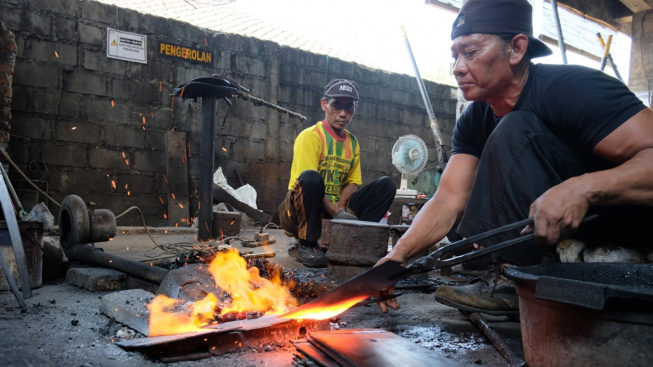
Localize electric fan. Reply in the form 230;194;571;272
391;134;428;198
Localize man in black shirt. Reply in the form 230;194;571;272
376;0;653;315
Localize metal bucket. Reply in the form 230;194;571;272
505;263;653;367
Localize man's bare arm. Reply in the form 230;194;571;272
384;153;479;263
527;108;653;244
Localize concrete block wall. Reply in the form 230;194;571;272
1;0;457;226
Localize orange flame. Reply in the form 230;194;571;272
147;249;297;336
281;296;368;320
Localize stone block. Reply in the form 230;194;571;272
66;69;107;96
34;0;78;16
28;39;77;66
234;55;266;77
25;10;52;37
78;22;103;45
66;267;128;292
14;62;60;88
111;78;156;104
31;89;63;115
54;17;78;42
83;50;126;74
42;143;87;168
55;119;101;144
81;0;117;24
102;123;146;149
81;95;130;123
99;288;154;336
133;149;166;173
88;147;130;170
115;174;155;195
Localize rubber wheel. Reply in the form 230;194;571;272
59;195;90;253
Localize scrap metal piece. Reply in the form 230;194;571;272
117;316;329;362
304;329;458;367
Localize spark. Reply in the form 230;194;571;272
158;196;164;204
142;116;146;124
111;180;117;189
204;37;208;46
171;193;176;199
221;147;227;152
122;152;126;158
54;51;59;58
159;81;162;92
127;191;131;196
178;203;184;209
164;214;168;219
125;159;130;165
111;99;115;107
72;126;77;130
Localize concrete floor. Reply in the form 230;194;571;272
0;223;525;366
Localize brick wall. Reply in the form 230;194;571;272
0;0;457;226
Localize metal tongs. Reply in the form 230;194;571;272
281;215;598;317
405;214;599;276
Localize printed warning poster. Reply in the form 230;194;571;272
107;28;147;64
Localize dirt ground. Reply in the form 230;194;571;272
0;226;524;367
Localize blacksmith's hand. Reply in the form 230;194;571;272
520;181;590;245
334;210;358;221
373;253;403;313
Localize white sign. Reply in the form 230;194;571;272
106;28;147;64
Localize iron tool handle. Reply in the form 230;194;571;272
406;214;598;274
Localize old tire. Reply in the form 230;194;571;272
59;195;90;254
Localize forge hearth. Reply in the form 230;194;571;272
117;315;330;362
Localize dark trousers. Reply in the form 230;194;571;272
457;111;653;266
279;170;396;242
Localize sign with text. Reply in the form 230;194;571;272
107;28;147;64
158;41;213;66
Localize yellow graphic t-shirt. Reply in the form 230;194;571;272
288;120;362;203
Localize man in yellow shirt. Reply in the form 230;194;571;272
279;79;396;267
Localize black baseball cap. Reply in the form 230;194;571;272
451;0;553;59
323;79;360;100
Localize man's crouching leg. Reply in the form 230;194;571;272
278;170;328;267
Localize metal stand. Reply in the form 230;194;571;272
198;97;217;241
0;172;31;305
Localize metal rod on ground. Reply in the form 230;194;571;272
600;34;613;71
401;25;446;172
596;33;623;81
551;0;567;64
198;96;217;241
68;244;170;284
469;312;525;367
